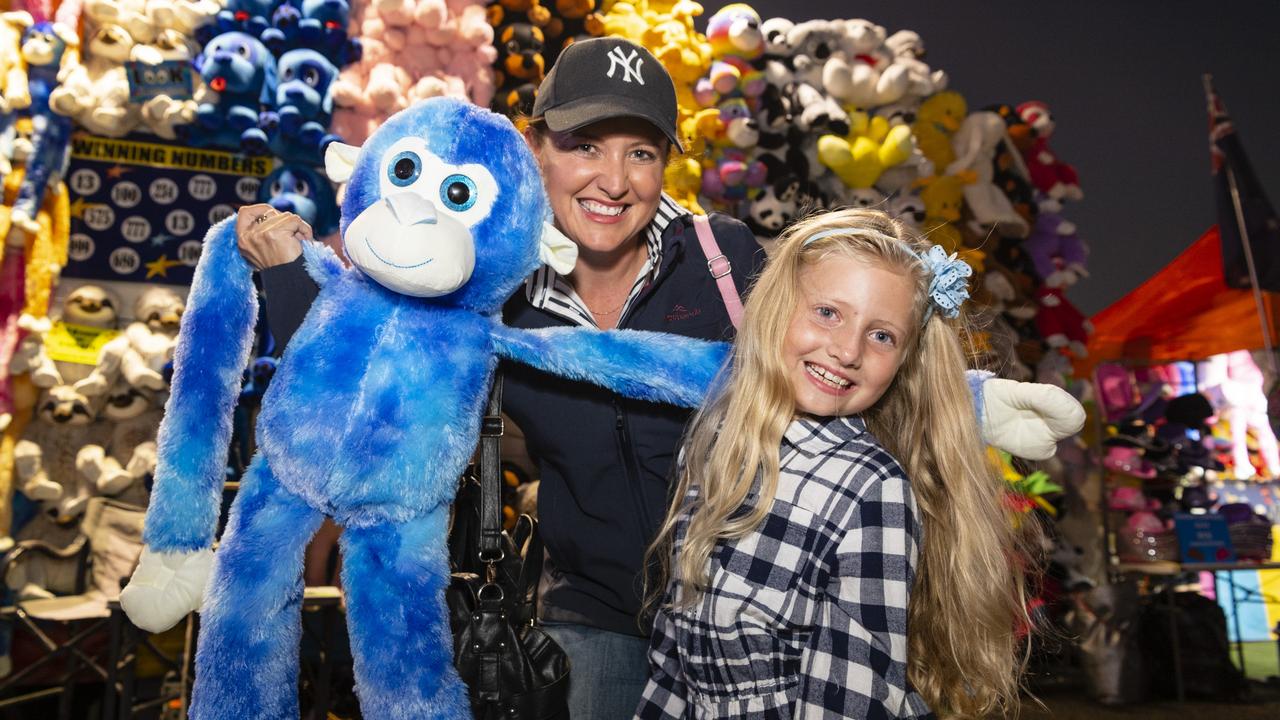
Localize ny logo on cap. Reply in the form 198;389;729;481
605;46;644;85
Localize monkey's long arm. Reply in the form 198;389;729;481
490;324;729;408
143;218;258;552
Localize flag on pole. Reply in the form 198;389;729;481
1205;74;1280;290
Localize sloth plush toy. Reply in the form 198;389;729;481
119;98;728;719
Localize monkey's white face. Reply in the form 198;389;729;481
343;138;499;297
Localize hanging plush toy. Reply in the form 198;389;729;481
118;98;730;719
10;21;77;234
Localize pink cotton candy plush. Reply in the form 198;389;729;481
332;0;494;145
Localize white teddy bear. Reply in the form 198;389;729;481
76;381;161;508
50;23;141;138
946;110;1031;238
77;286;184;396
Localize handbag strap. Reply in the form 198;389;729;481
691;215;743;329
478;374;505;564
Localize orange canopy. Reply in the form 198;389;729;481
1076;226;1280;374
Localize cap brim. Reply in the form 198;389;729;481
543;95;684;153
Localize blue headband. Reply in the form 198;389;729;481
800;229;972;324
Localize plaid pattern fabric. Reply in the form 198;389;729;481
636;415;934;719
523;194;687;327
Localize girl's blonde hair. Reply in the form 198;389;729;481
646;208;1040;718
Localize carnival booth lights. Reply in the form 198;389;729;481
0;0;1105;716
1079;225;1280;694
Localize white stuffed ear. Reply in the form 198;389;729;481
540;222;577;275
324;142;360;183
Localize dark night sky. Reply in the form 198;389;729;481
701;1;1280;316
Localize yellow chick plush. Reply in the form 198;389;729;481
913;90;967;171
914;171;985;270
817;110;915;189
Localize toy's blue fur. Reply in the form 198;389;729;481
145;98;726;718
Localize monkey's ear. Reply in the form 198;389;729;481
540;222;577;274
325;142;360;183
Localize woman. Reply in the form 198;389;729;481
237;38;764;719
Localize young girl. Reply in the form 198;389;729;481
636;208;1039;719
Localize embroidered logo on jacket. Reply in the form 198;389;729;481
666;304;702;322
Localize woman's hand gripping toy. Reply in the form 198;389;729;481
119;98;728;719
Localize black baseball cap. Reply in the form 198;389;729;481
532;37;683;151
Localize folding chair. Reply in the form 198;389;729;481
0;497;191;719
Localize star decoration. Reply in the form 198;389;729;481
150;233;175;247
145;254;183;279
105;165;134;179
68;197;95;219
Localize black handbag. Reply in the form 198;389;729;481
448;375;571;720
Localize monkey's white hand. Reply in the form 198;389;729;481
120;547;214;633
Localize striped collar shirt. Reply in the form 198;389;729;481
523;193;689;328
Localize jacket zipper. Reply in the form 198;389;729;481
615;399;655;546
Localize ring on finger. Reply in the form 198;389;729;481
254;212;274;225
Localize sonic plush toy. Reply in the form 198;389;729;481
118;98;728;719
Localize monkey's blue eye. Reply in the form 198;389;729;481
440;174;476;211
388;151;420;186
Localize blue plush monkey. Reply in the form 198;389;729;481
119;98;728;719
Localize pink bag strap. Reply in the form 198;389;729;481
691;215;744;329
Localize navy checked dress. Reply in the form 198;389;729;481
635;416;935;719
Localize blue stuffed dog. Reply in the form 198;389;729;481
263;0;361;66
261;48;340;164
119;97;728;719
190;31;277;153
256;164;339;236
198;0;277;45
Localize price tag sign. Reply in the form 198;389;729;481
44;322;121;365
125;60;194;102
1174;513;1236;563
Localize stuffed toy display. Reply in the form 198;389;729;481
262;48;342;163
76;381;160;508
263;0;362;66
49;22;139;138
9;383;111;599
1017;100;1083;202
187;31;278;152
1023;200;1089;286
1201;350;1280;479
119;98;730;719
946;108;1031;238
77;287;184;396
331;0;495;145
9;21;76;235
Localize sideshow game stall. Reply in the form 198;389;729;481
0;0;1269;717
